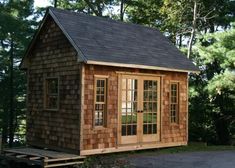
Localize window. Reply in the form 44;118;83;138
45;78;59;110
94;77;107;127
170;82;179;123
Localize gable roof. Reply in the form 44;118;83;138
21;7;199;73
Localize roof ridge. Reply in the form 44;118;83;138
48;7;162;34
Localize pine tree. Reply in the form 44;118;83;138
0;0;36;147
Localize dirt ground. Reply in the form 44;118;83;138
127;150;235;168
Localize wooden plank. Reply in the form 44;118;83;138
3;147;85;168
87;60;200;73
137;76;143;144
116;71;165;77
16;155;27;158
4;149;42;157
117;74;121;146
81;141;187;155
186;76;189;142
5;153;16;156
79;63;85;151
45;156;85;163
4;148;78;158
44;161;83;168
29;156;42;160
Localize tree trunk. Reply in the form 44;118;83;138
187;0;197;58
9;38;14;148
215;116;230;145
1;40;8;147
2;107;8;146
54;0;57;8
120;0;124;21
179;34;182;48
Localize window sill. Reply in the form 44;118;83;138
93;126;107;130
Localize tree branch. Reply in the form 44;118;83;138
84;0;102;16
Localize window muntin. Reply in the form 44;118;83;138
94;78;107;126
170;82;179;123
45;78;59;110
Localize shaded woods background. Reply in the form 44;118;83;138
0;0;234;147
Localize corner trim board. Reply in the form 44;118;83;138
79;63;85;152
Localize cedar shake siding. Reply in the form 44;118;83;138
20;7;198;155
82;64;188;151
26;16;81;153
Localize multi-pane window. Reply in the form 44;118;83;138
170;82;179;123
94;78;107;126
45;78;59;110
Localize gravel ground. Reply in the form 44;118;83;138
127;150;235;168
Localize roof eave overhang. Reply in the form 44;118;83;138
86;60;200;73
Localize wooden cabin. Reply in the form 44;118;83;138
20;7;199;156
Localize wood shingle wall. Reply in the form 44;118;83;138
26;16;81;153
82;65;188;152
26;15;188;155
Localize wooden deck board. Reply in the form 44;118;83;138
2;147;85;168
4;147;79;158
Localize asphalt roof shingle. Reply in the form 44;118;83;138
49;7;198;72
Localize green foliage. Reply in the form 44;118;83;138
126;0;163;27
189;25;235;144
160;0;192;35
0;0;37;146
50;0;117;17
156;0;234;45
207;70;235;95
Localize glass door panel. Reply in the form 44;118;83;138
120;78;138;144
142;79;159;142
